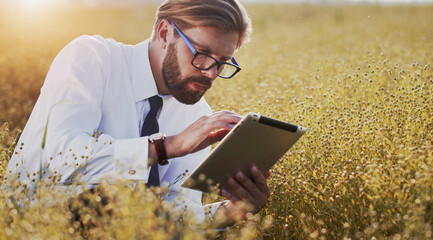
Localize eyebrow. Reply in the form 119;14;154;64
187;36;232;62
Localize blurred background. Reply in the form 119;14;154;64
2;0;433;5
1;0;432;238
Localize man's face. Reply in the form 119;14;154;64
161;42;211;104
161;26;239;105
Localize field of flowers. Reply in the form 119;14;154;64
1;3;432;239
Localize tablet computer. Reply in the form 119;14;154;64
181;112;306;193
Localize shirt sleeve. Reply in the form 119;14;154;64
33;35;149;185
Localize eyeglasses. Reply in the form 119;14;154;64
170;21;241;79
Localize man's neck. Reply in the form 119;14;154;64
148;40;170;95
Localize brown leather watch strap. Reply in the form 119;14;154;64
153;138;168;165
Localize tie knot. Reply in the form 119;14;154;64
148;95;162;114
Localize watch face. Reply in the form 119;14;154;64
149;132;165;140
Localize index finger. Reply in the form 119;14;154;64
210;111;242;124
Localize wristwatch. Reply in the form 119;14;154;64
148;133;169;165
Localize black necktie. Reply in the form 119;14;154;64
141;95;163;187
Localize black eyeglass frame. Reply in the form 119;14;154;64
170;21;241;79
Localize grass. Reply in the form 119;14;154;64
1;3;432;239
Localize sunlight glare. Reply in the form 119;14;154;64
15;0;59;10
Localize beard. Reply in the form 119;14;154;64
161;42;213;105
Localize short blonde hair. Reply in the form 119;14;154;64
153;0;252;49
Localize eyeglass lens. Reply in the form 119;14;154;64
192;53;237;78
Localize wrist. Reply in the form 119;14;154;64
212;201;239;228
164;135;181;159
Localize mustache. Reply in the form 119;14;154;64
186;76;213;89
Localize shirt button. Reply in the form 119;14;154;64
129;170;136;175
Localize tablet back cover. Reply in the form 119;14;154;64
182;113;306;192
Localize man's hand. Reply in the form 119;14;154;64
223;166;271;213
164;110;242;159
212;166;271;228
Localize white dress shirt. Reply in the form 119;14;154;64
7;35;222;222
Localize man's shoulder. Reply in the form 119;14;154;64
70;35;126;46
65;35;129;56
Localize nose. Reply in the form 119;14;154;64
201;65;218;79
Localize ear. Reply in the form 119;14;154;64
155;19;173;50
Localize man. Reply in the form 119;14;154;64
7;0;270;227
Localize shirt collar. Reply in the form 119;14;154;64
131;39;159;102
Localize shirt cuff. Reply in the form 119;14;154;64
208;200;227;219
114;136;149;181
